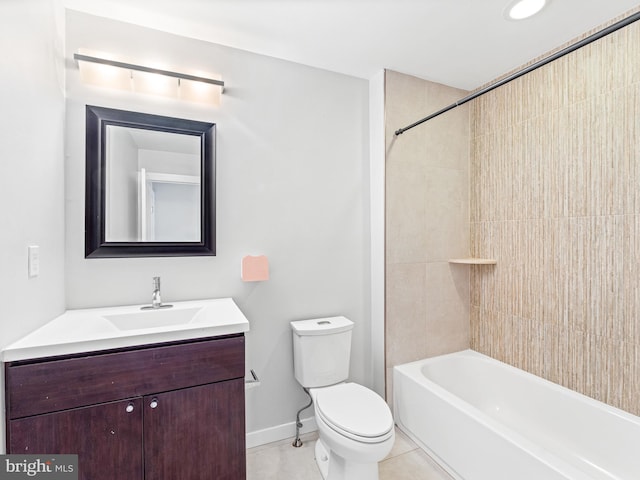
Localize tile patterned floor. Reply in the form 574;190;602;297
247;428;454;480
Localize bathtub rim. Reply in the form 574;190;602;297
393;349;640;480
393;356;588;480
395;349;640;426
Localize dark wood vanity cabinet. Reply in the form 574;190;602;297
9;398;144;478
5;335;246;480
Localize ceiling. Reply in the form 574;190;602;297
62;0;640;91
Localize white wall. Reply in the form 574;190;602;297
0;0;66;452
369;70;386;398
65;11;371;440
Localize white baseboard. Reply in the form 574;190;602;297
246;416;317;449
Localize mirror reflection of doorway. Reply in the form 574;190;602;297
138;169;201;241
104;124;202;243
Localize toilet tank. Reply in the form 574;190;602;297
290;316;354;388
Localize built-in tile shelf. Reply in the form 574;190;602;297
448;258;497;265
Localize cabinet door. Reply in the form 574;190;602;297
9;398;144;480
144;379;246;479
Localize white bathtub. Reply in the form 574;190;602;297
393;349;640;480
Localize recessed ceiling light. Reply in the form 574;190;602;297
504;0;547;20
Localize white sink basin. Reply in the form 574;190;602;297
1;298;250;362
103;307;202;331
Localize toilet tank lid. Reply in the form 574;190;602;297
290;316;354;336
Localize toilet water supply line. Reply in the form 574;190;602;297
394;9;640;136
292;387;313;448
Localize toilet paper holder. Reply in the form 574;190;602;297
245;369;260;388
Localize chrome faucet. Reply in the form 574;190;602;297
152;276;162;308
141;276;172;310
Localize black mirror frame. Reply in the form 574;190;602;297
85;105;216;258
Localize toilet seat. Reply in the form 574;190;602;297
314;383;394;444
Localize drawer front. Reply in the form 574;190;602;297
6;335;244;419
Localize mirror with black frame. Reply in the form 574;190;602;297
85;105;216;258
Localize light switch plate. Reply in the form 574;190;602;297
28;245;40;277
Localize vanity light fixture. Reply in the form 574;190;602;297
504;0;547;20
73;52;224;104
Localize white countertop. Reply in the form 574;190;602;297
2;298;250;362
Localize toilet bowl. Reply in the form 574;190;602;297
310;383;395;479
290;317;395;480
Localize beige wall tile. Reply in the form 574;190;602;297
470;19;640;416
424;167;469;261
385;262;427;368
385;70;471;402
386;161;429;264
627;17;640;85
386;70;429;127
424;262;469;356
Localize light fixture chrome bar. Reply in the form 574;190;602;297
73;53;224;89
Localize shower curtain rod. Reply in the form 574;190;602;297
394;10;640;136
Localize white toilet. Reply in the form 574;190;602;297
291;316;395;480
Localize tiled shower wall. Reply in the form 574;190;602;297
385;70;470;402
470;14;640;416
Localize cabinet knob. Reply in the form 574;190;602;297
125;402;135;413
149;398;159;409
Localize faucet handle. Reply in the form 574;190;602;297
140;276;172;310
